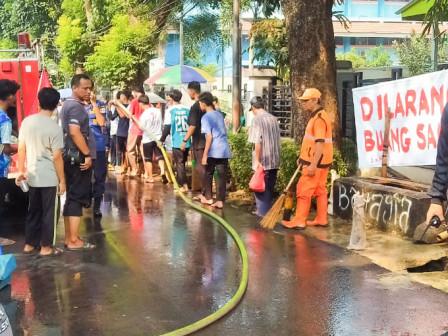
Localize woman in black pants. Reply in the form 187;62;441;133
111;91;131;174
198;92;232;209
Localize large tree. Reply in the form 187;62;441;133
281;0;342;146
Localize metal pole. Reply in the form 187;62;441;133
232;0;241;133
221;40;225;91
180;18;184;66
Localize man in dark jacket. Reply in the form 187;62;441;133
427;104;448;224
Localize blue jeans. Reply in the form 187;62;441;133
255;169;278;217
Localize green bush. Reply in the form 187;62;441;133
340;138;358;176
277;139;300;192
228;132;254;190
228;133;358;193
228;132;300;192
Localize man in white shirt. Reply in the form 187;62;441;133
16;88;66;256
138;95;166;183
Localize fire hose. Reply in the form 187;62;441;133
115;103;249;336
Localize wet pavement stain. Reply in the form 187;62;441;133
1;175;448;336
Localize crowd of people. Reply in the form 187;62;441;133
0;75;241;256
0;69;339;256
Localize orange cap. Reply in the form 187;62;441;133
299;88;322;100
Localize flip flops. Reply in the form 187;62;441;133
192;196;213;205
211;202;224;209
38;247;64;258
23;248;39;255
66;242;96;251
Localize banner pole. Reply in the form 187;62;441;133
381;107;391;178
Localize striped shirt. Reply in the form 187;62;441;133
248;111;281;171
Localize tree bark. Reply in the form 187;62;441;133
84;0;93;30
282;0;341;147
75;55;84;74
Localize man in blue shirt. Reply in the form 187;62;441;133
160;89;191;192
86;90;107;217
0;80;20;241
199;92;232;209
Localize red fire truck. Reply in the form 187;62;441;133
1;33;46;204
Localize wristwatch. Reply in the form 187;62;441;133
85;153;92;158
182;139;188;143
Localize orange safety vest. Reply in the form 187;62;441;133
299;108;333;168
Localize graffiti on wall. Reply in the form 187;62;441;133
335;183;414;235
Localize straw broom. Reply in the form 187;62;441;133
260;165;302;230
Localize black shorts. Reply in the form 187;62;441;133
116;136;127;154
143;142;163;162
63;159;92;217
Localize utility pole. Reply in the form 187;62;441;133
232;0;242;133
180;17;184;66
221;40;225;91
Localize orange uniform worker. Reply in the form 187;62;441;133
282;88;333;230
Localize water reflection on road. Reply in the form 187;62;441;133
1;175;448;336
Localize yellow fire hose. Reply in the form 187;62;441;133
115;103;249;336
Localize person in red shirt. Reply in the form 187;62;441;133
127;87;145;177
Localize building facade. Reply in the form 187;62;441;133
334;0;417;62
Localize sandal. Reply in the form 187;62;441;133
211;202;223;209
192;194;213;205
23;247;39;255
39;247;64;257
66;242;96;251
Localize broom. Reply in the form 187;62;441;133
260;164;302;230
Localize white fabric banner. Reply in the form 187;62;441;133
353;70;448;168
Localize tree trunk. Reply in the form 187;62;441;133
282;0;341;147
75;55;84;74
154;0;176;41
84;0;93;30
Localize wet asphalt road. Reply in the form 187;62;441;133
2;175;448;336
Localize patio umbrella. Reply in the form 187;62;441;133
145;65;216;85
147;92;166;104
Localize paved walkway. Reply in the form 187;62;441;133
2;176;448;336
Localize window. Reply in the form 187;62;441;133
348;37;404;46
356;37;369;45
335;37;344;45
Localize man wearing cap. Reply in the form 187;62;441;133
248;96;281;217
282;88;333;230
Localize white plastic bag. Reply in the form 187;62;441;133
347;191;367;250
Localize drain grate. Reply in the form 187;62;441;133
407;257;448;273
